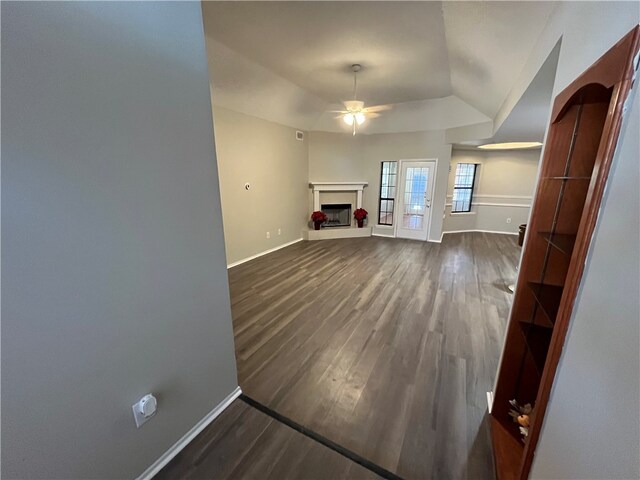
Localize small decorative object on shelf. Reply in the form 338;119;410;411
354;208;368;228
508;400;533;442
311;211;327;230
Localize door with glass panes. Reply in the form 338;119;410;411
395;160;435;241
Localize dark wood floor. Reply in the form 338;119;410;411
231;233;518;479
156;399;382;480
159;233;519;479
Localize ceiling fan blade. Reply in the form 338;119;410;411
328;110;348;114
366;112;381;119
364;104;393;113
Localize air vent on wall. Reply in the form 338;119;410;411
296;131;304;141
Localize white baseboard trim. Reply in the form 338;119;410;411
373;231;444;242
428;232;444;243
136;386;242;480
227;238;303;269
443;229;519;236
373;233;444;242
372;232;395;238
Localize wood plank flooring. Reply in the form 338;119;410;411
228;232;519;480
158;232;519;479
156;399;382;480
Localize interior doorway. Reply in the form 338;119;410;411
395;160;436;241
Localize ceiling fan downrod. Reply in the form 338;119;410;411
352;64;361;100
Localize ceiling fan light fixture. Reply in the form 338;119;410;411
338;64;388;134
344;100;364;112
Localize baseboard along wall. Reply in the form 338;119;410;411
371;232;395;238
443;229;519;236
135;387;242;480
227;232;514;269
227;238;303;269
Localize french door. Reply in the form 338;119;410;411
395;160;435;241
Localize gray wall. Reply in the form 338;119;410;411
363;131;452;241
444;149;540;234
211;107;309;266
308;130;452;241
1;2;238;479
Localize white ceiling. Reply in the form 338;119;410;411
442;1;555;117
453;39;562;149
202;2;452;106
202;1;558;136
490;40;561;144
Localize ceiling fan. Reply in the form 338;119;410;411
333;64;391;135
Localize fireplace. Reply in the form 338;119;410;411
321;203;351;227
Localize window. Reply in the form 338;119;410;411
451;163;478;213
378;161;397;225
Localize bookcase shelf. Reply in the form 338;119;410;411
519;323;553;374
538;232;577;257
490;26;639;480
527;281;563;325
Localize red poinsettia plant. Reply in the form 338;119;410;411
311;211;328;223
353;208;368;221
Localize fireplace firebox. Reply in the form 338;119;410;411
321;204;351;228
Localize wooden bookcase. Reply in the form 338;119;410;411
491;26;640;480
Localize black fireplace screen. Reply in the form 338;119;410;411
321;204;351;227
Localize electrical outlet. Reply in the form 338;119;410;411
506;217;512;224
277;228;281;236
266;231;270;239
132;394;157;428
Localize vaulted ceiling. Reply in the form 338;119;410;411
201;1;557;137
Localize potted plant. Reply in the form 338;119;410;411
354;208;368;228
310;211;327;230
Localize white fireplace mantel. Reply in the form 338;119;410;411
309;181;368;211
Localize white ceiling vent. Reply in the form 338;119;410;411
296;131;304;141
